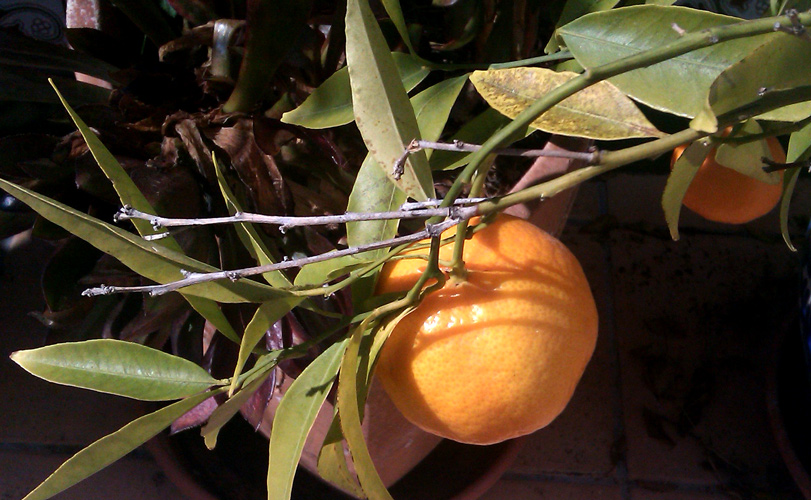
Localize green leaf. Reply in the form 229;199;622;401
0;178;285;304
295;254;371;287
662;140;713;240
223;0;314;112
781;122;811;251
317;414;365;497
714;122;782;184
379;0;418;54
545;0;621;54
267;339;348;500
213;157;293;289
693;35;811;132
11;339;220;401
202;372;271;449
788;120;811;163
410;75;470;153
51;81;165;241
470;67;663;140
51;82;241;343
346;0;435;201
779;167;801;252
281;53;431;129
22;388;225;500
229;300;297;394
336;327;392;500
559;6;774;118
429;108;515;171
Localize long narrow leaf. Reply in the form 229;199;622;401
22;388;226;500
52;82;241;343
229;300;298;395
203;372;272;449
266;339;348;500
346;0;434;202
662;140;713;240
11;339;221;401
336;327;393;500
281;53;431;129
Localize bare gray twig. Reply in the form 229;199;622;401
84;207;479;297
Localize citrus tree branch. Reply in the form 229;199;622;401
82;211;475;297
435;10;811;218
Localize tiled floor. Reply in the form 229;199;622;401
2;171;810;499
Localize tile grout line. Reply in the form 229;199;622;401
597;179;633;500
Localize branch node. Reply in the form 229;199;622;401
226;271;240;282
114;205;133;223
279;224;289;234
425;222;444;238
150;218;163;230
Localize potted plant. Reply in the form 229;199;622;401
3;0;811;499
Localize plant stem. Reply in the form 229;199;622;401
435;11;811;217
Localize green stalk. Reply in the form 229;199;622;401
433;11;811;218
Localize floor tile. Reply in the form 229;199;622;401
0;449;186;500
0;238;147;446
481;478;623;500
608;229;802;492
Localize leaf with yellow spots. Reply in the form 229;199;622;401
470;67;664;141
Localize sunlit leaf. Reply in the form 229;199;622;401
471;67;663;140
692;34;811;132
317;414;364;497
11;339;220;401
281;53;431;129
410;75;470;155
0;178;286;304
202;372;271;449
545;0;620;54
21;388;225;500
266;339;348;500
559;6;774;118
229;300;297;395
714;121;782;184
52;82;240;343
662;140;713;240
346;0;435;201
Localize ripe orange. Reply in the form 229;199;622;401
671;137;785;224
374;215;598;445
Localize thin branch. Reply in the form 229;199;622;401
114;198;485;232
83;208;477;297
393;139;600;179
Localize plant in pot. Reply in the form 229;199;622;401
3;0;811;499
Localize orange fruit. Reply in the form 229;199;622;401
374;215;598;445
671;136;785;224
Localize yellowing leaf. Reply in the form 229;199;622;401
470;67;663;140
